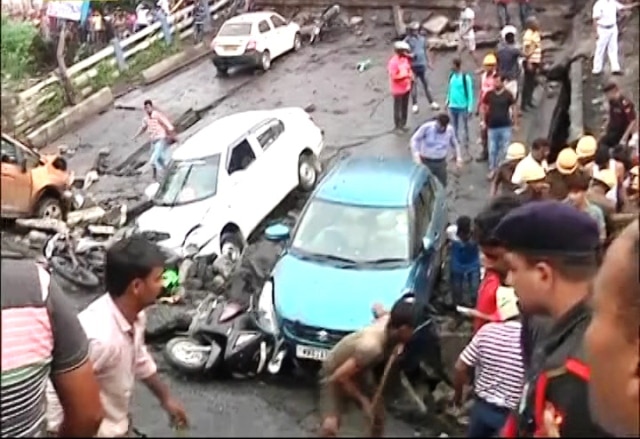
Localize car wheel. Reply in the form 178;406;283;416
220;231;244;263
36;196;63;220
260;50;271;71
293;32;302;51
298;153;319;192
216;66;229;77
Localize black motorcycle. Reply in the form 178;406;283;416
164;294;277;378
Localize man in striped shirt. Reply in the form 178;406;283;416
452;286;524;437
133;99;175;181
1;257;103;437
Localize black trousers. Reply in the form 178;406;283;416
393;92;410;129
521;63;539;108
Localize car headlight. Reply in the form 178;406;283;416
258;281;278;335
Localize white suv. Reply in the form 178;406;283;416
210;11;301;76
136;108;324;261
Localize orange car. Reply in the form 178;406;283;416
1;133;73;219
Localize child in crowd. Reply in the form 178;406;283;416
447;216;481;308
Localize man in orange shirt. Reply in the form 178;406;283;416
387;41;413;132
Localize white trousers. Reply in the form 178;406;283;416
592;25;621;74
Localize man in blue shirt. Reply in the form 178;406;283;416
446;58;474;160
411;113;463;187
405;22;440;114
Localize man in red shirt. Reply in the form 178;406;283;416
387;41;414;132
472;194;523;332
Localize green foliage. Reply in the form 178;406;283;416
1;15;39;82
40;83;66;118
127;40;182;76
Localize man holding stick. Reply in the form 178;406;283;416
318;297;418;437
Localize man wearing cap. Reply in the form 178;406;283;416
516;160;550;202
491;142;526;196
495;201;612;438
546;147;580;200
476;53;498;162
452;286;525;437
576;135;598;170
404;22;439;114
387;41;414;131
511;138;550;186
601;80;637;148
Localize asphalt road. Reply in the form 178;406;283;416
51;23;543;438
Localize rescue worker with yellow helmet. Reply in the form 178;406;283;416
491;142;526;196
477;53;498;162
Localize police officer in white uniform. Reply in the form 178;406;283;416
591;0;638;75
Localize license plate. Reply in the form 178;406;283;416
222;45;238;50
296;345;329;361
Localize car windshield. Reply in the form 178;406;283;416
218;22;252;37
290;199;410;264
154;154;220;206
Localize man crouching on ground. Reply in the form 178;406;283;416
319;297;417;438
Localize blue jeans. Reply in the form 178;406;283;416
518;2;533;28
487;126;512;172
496;3;510;29
450;269;480;307
468;398;510;438
449;108;470;150
150;138;170;173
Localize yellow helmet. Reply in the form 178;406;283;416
521;161;546;183
576;135;597;159
483;53;497;66
592;169;617;189
505;142;526;161
556;148;579;175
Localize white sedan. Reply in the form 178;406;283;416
210;11;301;76
136;107;324;261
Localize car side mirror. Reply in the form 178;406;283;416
265;223;290;242
422;236;433;251
144;182;160;200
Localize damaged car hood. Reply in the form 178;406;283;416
135;199;213;250
273;254;411;331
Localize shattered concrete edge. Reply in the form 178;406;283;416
27;87;114;149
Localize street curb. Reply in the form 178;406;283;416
141;45;213;86
27;87;114;149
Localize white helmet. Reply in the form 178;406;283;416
501;25;518;41
393;40;411;52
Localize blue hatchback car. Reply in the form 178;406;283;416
256;156;448;369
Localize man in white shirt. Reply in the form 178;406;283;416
591;0;638;75
134;2;150;32
457;1;480;67
511;137;550;186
